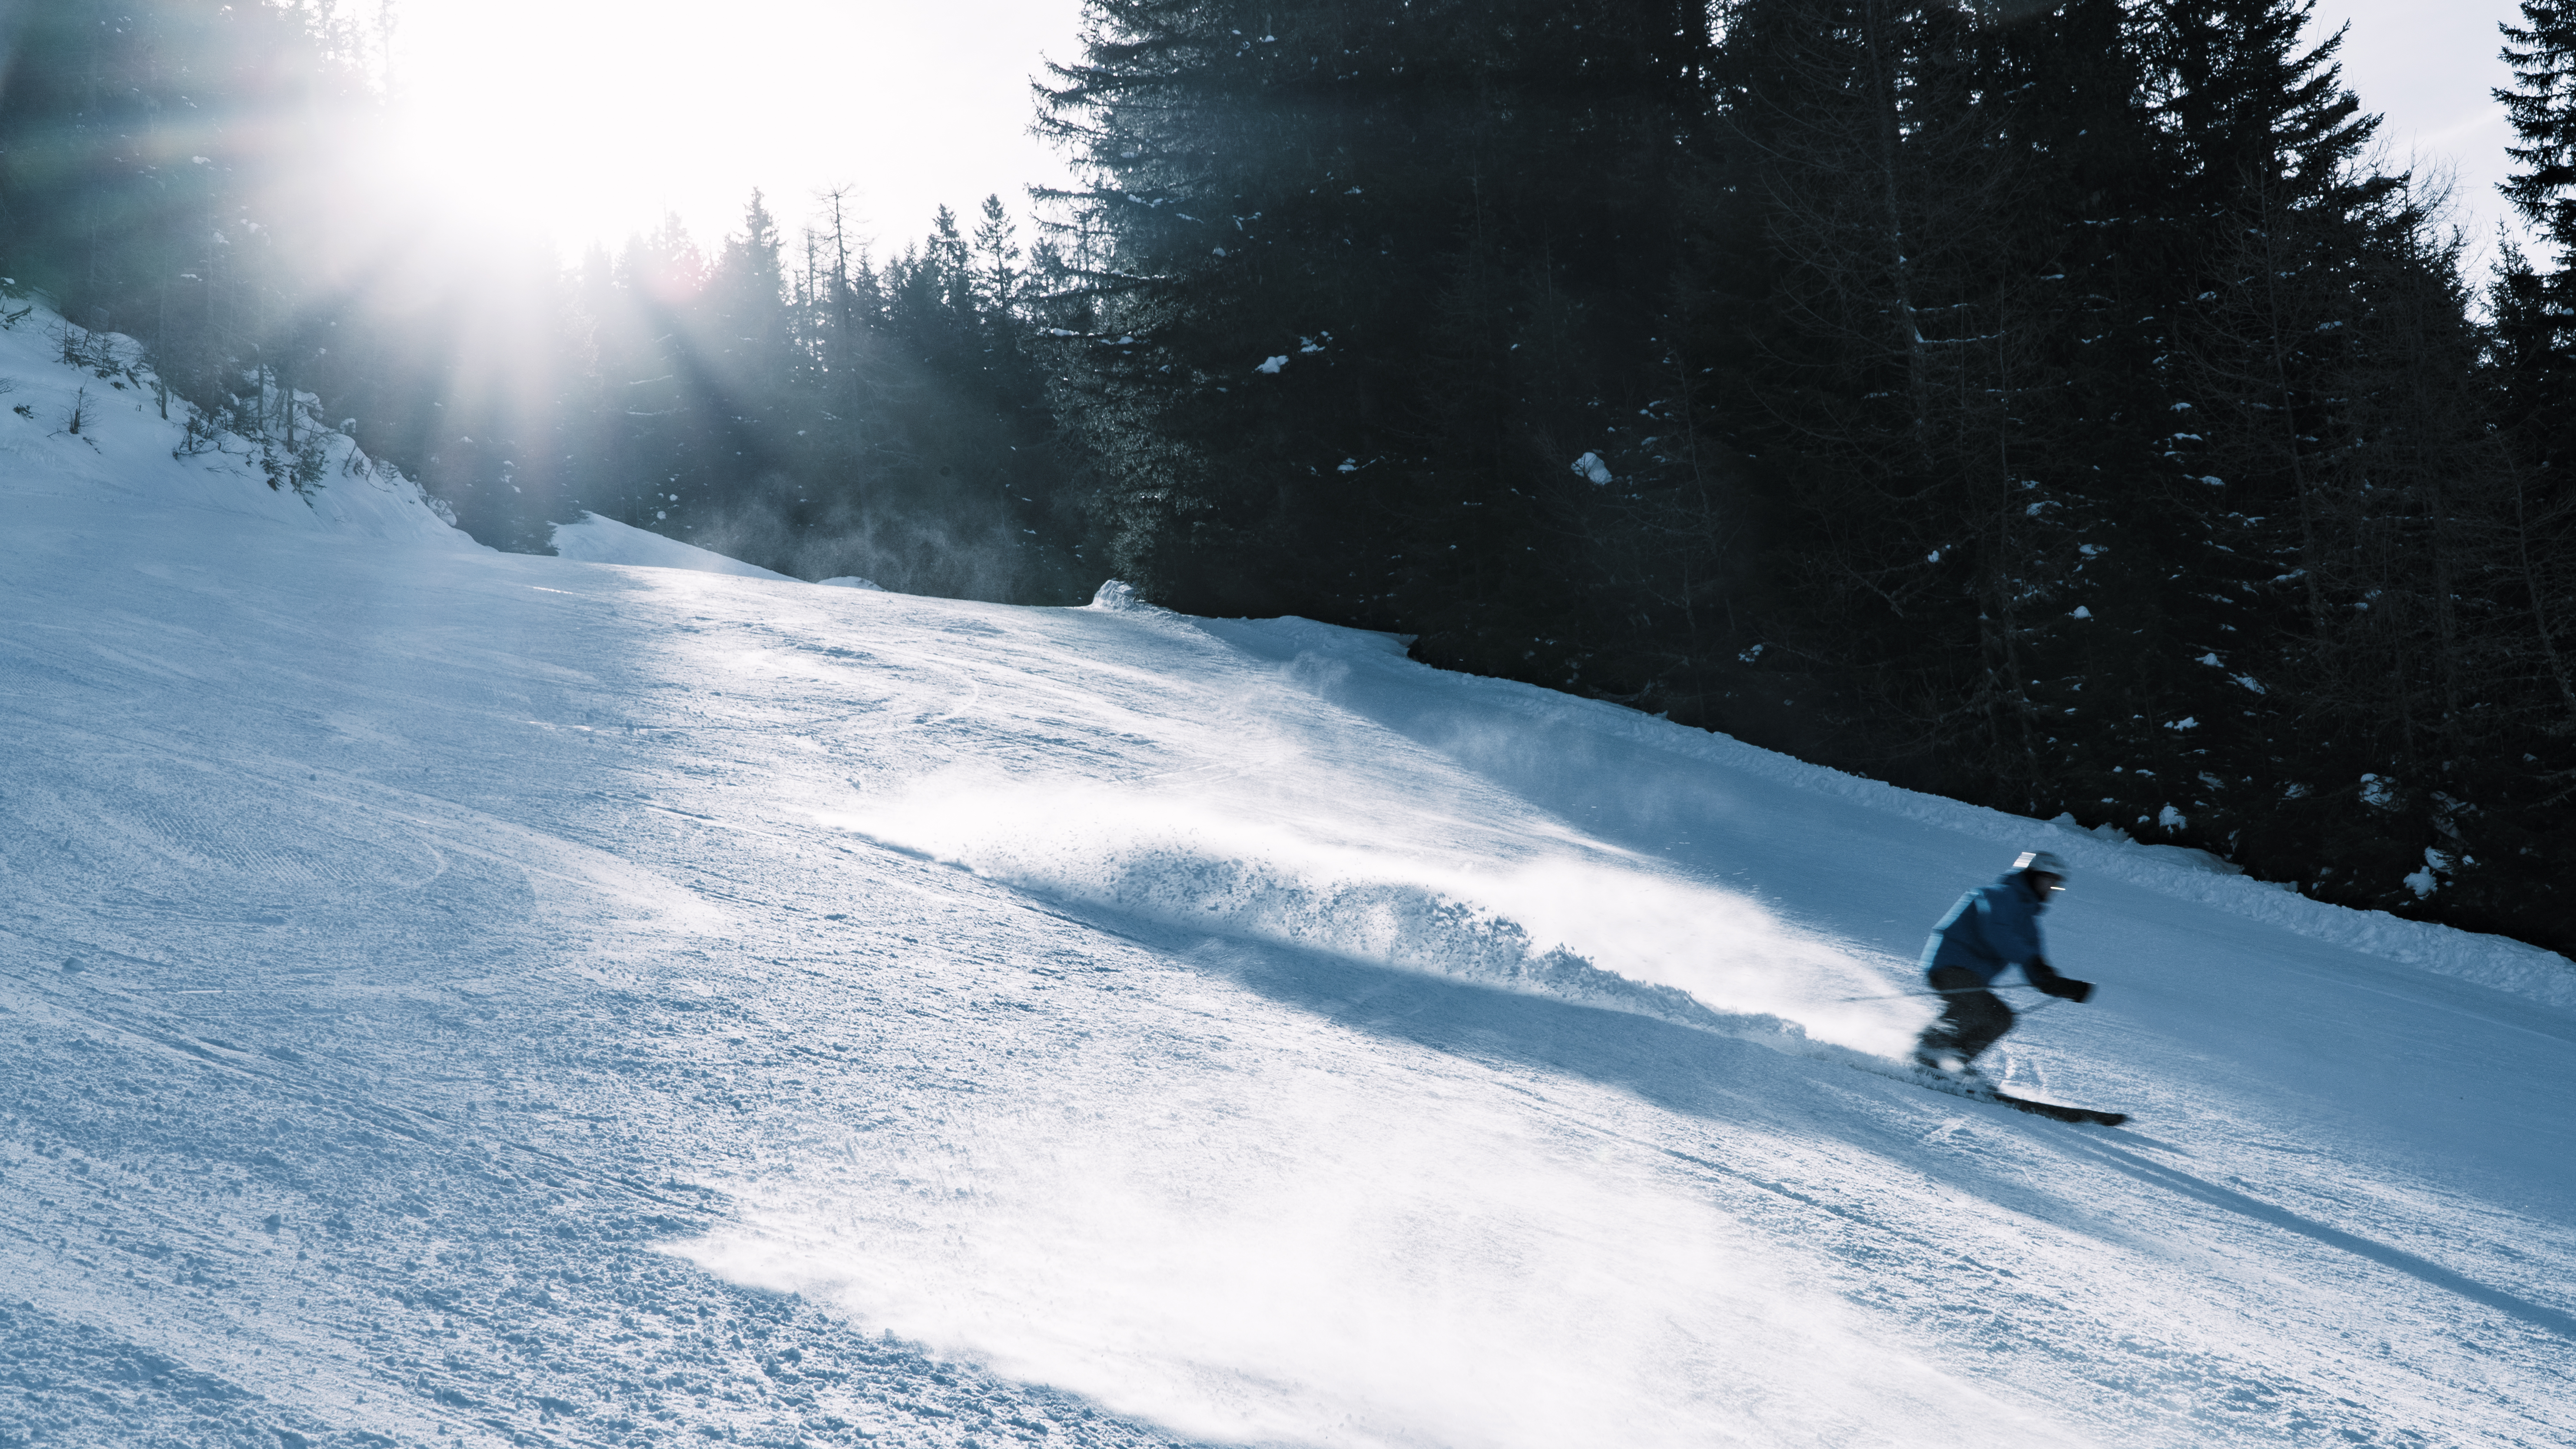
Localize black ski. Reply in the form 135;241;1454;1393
1899;1066;2128;1125
1990;1092;2127;1127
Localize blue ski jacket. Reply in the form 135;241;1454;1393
1920;871;2052;987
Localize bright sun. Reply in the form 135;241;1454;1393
385;0;1079;256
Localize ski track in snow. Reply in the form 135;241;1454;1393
1;310;2573;1447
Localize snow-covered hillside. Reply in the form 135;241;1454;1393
3;303;2572;1447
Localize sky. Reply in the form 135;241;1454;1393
386;0;1089;262
2331;0;2529;268
384;0;2533;269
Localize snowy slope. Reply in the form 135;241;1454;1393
550;512;799;582
0;310;477;552
3;305;2573;1448
548;513;884;590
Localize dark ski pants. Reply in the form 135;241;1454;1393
1920;965;2015;1062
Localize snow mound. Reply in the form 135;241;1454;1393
817;575;885;590
1087;578;1153;611
0;298;476;550
547;511;797;580
850;792;1828;1045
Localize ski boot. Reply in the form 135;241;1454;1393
1911;1044;1996;1098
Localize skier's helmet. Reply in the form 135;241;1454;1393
2012;850;2069;880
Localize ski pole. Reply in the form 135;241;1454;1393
1832;986;2057;1003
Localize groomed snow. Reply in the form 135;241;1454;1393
549;511;799;581
3;303;2573;1447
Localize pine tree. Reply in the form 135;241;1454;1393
2470;0;2576;935
2494;4;2576;471
1694;0;2112;800
1690;0;2527;899
713;190;792;405
1033;0;1722;637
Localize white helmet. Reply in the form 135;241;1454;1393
2013;850;2069;879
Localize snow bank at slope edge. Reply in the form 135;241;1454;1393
0;299;477;550
549;512;802;581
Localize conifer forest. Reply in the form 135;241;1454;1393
7;0;2574;955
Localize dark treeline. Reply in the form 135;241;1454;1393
406;190;1087;602
3;0;2572;952
1030;0;2576;952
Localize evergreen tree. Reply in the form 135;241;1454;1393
1033;0;1722;642
513;192;1084;602
2114;1;2394;829
1687;0;2567;941
2469;0;2576;932
2496;1;2576;463
1694;0;2102;800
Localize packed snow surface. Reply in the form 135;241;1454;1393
3;306;2573;1447
549;511;799;582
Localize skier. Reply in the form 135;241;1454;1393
1912;850;2095;1080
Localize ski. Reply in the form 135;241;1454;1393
1990;1091;2128;1127
1900;1067;2129;1126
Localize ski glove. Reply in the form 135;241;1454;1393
2027;958;2096;1003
